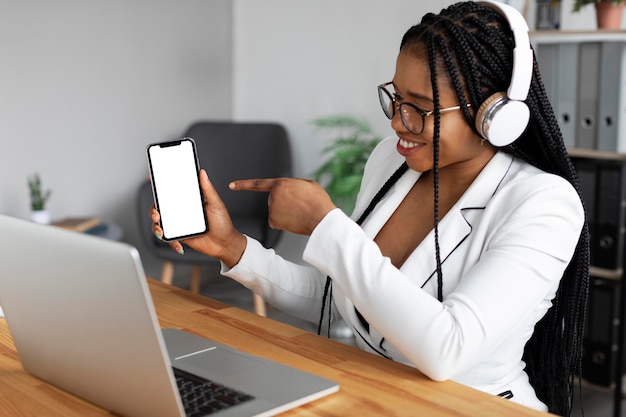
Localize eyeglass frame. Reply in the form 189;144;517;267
377;81;469;135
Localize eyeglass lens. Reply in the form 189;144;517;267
378;85;423;134
378;86;394;119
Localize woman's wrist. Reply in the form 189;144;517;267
219;231;248;269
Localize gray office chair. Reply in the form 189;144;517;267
138;121;292;316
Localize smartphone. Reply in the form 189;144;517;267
146;138;208;241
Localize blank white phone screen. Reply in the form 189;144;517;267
148;139;207;241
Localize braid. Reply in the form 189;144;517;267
355;163;410;225
505;29;590;417
317;162;409;336
426;31;444;302
400;3;590;416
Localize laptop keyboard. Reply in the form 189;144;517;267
174;368;255;416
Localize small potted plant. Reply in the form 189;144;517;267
312;115;381;215
573;0;625;28
28;173;52;224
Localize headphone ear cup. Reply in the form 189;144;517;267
475;92;530;147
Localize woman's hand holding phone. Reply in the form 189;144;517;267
151;169;247;269
148;145;336;268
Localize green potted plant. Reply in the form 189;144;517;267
311;115;381;340
28;173;52;224
312;115;381;215
573;0;625;28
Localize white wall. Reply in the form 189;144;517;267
0;0;232;275
233;0;460;177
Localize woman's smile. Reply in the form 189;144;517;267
396;136;426;157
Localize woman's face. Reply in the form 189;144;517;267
390;50;494;174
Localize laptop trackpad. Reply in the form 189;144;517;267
175;348;264;377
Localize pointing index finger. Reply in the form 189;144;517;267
229;178;279;192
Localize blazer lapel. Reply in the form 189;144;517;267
400;152;516;288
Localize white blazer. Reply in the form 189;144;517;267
223;136;584;411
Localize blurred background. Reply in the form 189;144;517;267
0;0;612;274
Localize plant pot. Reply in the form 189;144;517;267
31;209;51;225
596;1;625;29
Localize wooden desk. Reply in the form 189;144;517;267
0;279;553;416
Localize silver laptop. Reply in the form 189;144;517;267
0;214;338;417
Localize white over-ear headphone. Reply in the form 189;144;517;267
475;0;534;147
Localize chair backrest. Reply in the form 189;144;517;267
138;121;292;250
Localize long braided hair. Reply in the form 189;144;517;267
397;2;590;416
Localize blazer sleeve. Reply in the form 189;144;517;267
302;175;584;381
221;236;329;323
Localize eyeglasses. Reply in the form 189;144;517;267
377;81;468;135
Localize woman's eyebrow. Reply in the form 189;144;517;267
392;82;434;103
406;90;434;102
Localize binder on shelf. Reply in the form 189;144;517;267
576;42;601;150
535;43;558;108
536;43;577;148
572;157;626;270
593;162;626;270
597;42;626;153
583;276;621;387
573;158;597;258
556;43;578;149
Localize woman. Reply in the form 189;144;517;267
151;2;588;415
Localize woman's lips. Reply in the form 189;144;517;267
396;137;425;157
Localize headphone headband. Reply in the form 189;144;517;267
474;0;534;146
478;0;533;101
